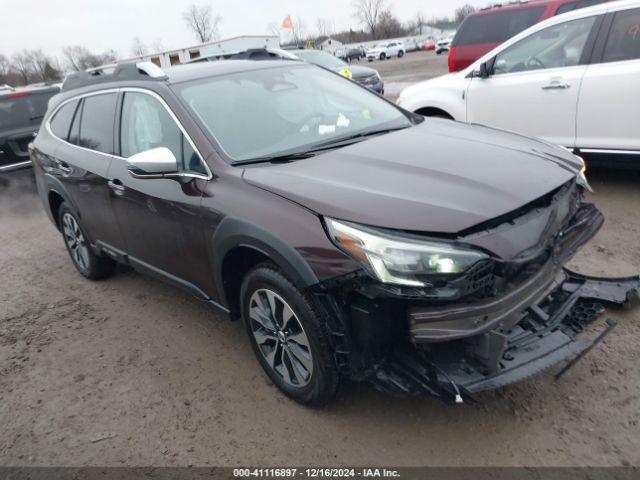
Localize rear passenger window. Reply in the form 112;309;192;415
78;93;117;154
50;100;79;140
556;0;607;16
602;8;640;62
120;92;206;175
453;7;545;46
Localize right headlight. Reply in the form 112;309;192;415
325;218;489;287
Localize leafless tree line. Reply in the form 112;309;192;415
0;47;118;87
273;1;477;47
351;0;477;40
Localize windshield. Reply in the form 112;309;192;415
176;64;411;163
293;50;347;70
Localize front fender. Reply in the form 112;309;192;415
397;76;469;121
211;216;320;305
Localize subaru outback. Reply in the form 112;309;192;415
30;60;639;405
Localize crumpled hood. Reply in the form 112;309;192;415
243;119;581;234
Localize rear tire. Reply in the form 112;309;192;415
240;265;340;406
398;50;404;58
58;202;115;280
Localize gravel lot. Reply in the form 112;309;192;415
1;53;639;468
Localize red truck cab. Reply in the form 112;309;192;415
449;0;611;72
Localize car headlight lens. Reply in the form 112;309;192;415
325;218;489;287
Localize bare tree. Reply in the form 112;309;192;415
150;39;165;53
0;54;10;83
291;17;307;47
315;17;333;38
455;4;477;24
63;46;117;71
183;4;222;43
131;37;148;57
12;51;33;85
377;10;404;39
266;22;280;37
352;0;387;39
414;10;426;35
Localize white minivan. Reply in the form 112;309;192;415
397;0;640;166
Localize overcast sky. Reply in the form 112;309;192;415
1;0;490;59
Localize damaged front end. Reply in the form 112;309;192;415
315;180;640;403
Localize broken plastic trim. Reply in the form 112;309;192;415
366;269;639;404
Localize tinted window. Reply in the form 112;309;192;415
0;90;56;132
493;16;596;74
453;7;545;46
556;0;607;16
602;8;640;63
78;93;117;154
50;100;79;140
120;92;205;175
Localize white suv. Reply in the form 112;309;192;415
397;0;640;166
366;42;405;61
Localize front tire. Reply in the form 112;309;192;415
380;53;386;60
398;50;404;58
58;202;115;280
240;266;339;406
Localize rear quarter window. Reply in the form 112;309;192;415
452;7;546;46
49;100;79;141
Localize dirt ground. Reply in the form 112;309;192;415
1;53;640;468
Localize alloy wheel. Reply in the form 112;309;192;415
62;212;90;271
248;289;313;387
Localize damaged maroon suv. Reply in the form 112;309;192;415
31;60;639;405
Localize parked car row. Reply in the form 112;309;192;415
399;0;640;168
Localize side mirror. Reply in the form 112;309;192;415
126;147;179;179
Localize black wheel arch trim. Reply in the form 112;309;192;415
44;173;81;228
211;216;320;308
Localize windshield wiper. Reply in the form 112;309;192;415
313;125;411;149
233;151;317;166
233;126;411;167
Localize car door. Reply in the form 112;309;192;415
576;7;640;151
466;15;600;147
107;89;213;295
48;92;127;251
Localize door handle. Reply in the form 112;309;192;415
107;179;126;192
542;83;571;90
56;160;72;174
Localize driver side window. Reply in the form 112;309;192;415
493;16;596;75
120;91;206;175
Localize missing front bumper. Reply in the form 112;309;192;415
368;270;639;402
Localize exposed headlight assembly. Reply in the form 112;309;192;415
575;154;593;192
325;218;489;287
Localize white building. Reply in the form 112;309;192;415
128;35;281;68
317;38;343;54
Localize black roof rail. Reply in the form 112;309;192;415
61;61;168;91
